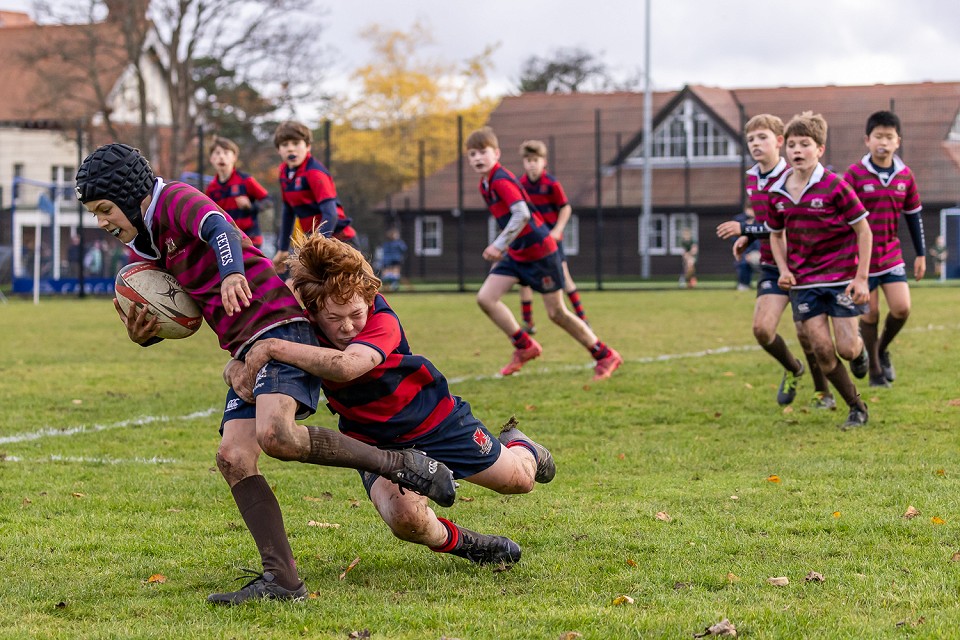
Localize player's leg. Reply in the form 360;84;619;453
753;293;804;405
208;417;307;604
859;284;885;385
518;284;536;334
793;320;833;408
561;261;589;324
479;270;541;375
877;280;911;382
541;289;622;379
830;314;869;427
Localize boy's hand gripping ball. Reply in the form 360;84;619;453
114;262;203;339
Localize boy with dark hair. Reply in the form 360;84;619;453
717;114;832;409
205;136;271;249
842;110;925;387
766;112;873;430
229;232;556;566
272;120;357;271
466;127;622;380
516;139;588;333
76;143;455;605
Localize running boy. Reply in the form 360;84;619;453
229;232;556;566
205;136;271;249
842;110;925;387
716;114;832;409
466;127;622;380
76;143;455;605
766;112;873;429
516;139;589;333
272;120;357;271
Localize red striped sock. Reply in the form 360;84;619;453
430;517;460;553
521;300;534;325
511;330;532;350
567;290;587;321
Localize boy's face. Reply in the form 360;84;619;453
785;135;824;172
468;145;500;175
522;155;547;181
865;126;900;165
308;293;370;351
210;146;237;173
745;128;783;166
278;139;310;168
84;200;137;244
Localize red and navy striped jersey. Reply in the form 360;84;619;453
480;163;557;262
842;155;922;276
745;157;788;267
316;294;455;445
766;164;869;288
277;154;355;251
520;171;569;229
148;180;307;356
205;169;270;241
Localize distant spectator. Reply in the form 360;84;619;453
379;228;407;292
929;235;948;279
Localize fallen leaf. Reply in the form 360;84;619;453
582;384;591;391
22;497;31;505
617;453;626;460
146;574;166;584
935;469;946;477
166;507;182;513
694;618;737;637
347;631;371;639
726;572;740;584
948;398;960;407
730;495;739;501
339;556;361;580
54;601;67;609
766;475;781;483
951;552;960;562
349;499;361;508
673;581;690;590
744;382;753;389
71;399;82;405
903;506;921;519
931;516;946;525
714;411;722;418
782;406;794;414
524;404;537;411
459;496;475;502
723;371;735;377
655;511;672;522
308;592;320;599
895;617;925;628
767;576;789;586
832;511;841;518
71;492;85;498
626;558;637;567
307;521;341;528
805;571;825;583
611;594;635;605
558;633;583;640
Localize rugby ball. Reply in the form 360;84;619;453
114;262;203;339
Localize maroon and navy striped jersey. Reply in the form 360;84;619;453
520;171;569;229
745;158;789;267
480;163;557;262
147;180;307;356
317;294;455;445
205;169;270;241
277;154;355;250
766;164;869;288
842;154;922;276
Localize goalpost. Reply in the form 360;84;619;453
938;208;960;282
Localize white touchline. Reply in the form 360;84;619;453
0;408;219;445
2;455;179;465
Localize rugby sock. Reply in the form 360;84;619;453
303;425;403;475
859;320;880;375
504;439;539;464
567;289;587;322
878;313;907;354
521;300;534;326
762;335;803;373
430;517;460;553
590;340;611;361
511;330;533;350
824;362;860;408
803;348;830;394
231;475;302;591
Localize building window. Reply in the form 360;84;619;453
51;165;76;200
562;214;580;255
630;98;738;165
639;213;667;256
414;215;442;256
669;213;699;256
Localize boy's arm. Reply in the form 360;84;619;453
550;203;572;240
245;337;382;383
846;218;872;303
199;214;251;315
491;200;531;252
306;172;340;237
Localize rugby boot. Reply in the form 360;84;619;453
849;346;869;379
810;392;836;410
446;525;522;565
387;449;457;507
500;339;542;376
776;361;804;406
207;570;307;606
593;348;623;381
498;416;555;483
841;403;869;430
878;350;896;382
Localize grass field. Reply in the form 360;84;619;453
2;285;959;639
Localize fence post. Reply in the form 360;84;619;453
77;121;86;298
594;109;604;290
457;115;465;292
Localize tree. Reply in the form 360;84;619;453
516;47;641;94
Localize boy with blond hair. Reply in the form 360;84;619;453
766;112;872;429
516;139;589;333
205;136;271;249
467;126;621;380
717;114;832;408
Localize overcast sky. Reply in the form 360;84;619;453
2;0;959;94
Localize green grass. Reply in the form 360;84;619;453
1;286;959;639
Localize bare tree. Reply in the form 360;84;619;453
516;47;641;94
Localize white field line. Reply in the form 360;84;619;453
2;323;956;447
2;455;179;464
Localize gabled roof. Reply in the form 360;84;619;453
0;15;128;124
385;81;960;212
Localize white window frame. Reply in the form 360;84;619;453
561;214;580;255
639;213;668;256
626;98;739;166
414;215;442;257
669;213;699;256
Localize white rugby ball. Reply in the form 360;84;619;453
114;262;203;339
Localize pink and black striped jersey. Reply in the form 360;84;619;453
766;164;869;288
843;154;922;276
205;169;270;240
520;171;569;229
480;163;557;263
278;154;355;250
745;158;788;267
147;180;306;356
317;294;456;445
